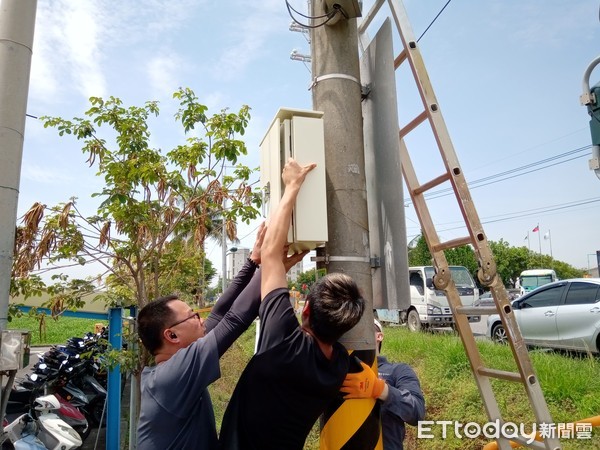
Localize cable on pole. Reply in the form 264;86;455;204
285;0;341;29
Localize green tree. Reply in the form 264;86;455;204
408;234;478;272
407;234;583;287
290;267;327;292
12;88;261;314
407;234;432;266
489;240;530;287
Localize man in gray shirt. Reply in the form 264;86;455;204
137;224;305;449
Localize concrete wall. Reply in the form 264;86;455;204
10;291;110;313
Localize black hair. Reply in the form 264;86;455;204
137;294;179;355
306;273;365;344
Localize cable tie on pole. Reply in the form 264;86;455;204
311;255;370;263
309;73;361;90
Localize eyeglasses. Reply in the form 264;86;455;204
168;312;200;329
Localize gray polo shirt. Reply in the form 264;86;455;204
137;332;220;450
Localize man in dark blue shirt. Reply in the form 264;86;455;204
376;319;425;449
343;319;425;449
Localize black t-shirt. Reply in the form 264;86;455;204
219;288;349;450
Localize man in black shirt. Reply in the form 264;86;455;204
219;158;365;450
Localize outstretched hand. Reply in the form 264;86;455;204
340;360;386;400
282;158;316;189
249;222;266;266
283;248;309;273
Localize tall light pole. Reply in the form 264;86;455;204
0;0;37;332
543;230;553;259
587;253;597;276
221;216;227;294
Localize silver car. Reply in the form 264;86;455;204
487;278;600;354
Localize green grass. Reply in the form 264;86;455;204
210;324;600;449
8;315;107;345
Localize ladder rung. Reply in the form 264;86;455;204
431;236;472;252
478;367;523;383
413;172;451;195
399;110;427;138
456;306;497;315
394;48;407;69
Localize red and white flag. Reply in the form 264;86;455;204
532;225;539;232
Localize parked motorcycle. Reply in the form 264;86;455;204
6;379;90;442
2;394;82;450
31;348;107;427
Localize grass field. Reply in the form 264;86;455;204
12;315;598;448
8;315;106;345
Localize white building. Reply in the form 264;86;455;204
287;260;303;283
226;247;251;282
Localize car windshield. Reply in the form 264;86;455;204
450;267;475;287
521;275;553;288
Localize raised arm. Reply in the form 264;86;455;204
261;159;315;299
381;364;426;426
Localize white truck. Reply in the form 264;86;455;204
517;269;558;296
376;265;481;331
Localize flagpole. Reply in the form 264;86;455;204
545;230;553;259
537;224;542;257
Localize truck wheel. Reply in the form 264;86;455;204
407;310;422;332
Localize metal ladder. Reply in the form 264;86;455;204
358;1;561;449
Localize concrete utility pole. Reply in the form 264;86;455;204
0;0;37;332
310;0;374;351
310;1;379;448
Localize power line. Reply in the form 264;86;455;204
417;0;453;42
436;196;600;227
406;195;600;244
435;197;600;235
285;0;340;29
426;153;588;201
404;144;591;205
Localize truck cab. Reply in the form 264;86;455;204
376;265;481;331
518;269;558;296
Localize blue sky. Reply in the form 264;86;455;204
19;0;600;285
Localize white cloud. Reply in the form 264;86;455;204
30;0;204;107
146;52;188;101
22;164;74;184
213;0;289;80
31;1;107;103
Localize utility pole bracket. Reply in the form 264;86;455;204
311;254;372;265
361;83;372;99
580;91;595;106
309;73;361;90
